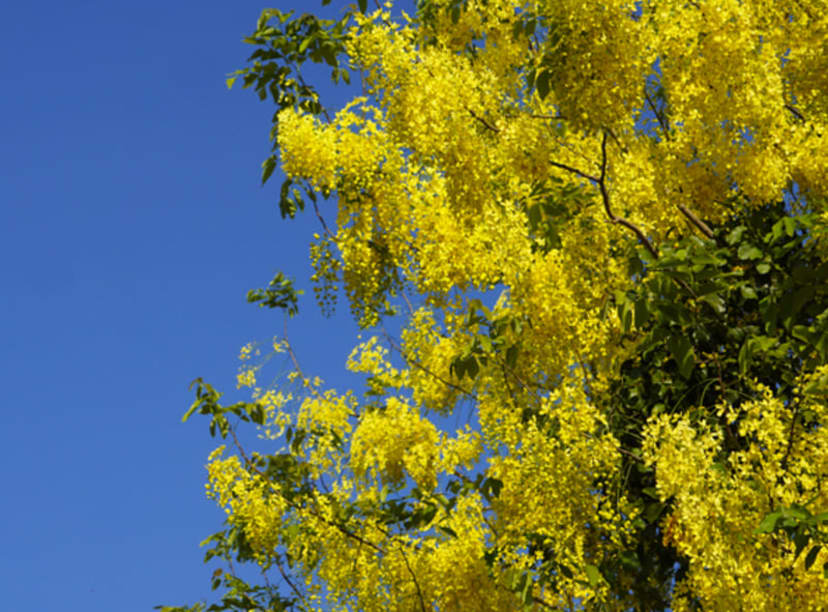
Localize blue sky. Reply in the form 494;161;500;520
0;1;362;608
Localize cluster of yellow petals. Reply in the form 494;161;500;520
203;0;828;608
643;375;828;610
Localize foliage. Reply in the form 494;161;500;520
164;1;828;610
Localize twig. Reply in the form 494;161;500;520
785;103;805;123
605;126;629;154
312;198;335;239
398;546;428;612
548;160;599;183
529;113;566;120
597;132;659;258
468;108;500;133
275;561;306;606
644;88;671;140
532;595;555;609
382;332;477;399
676;203;714;239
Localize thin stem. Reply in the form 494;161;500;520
398;546;428;612
468;108;499;133
597;132;659;258
383;332;477;399
676;203;714;239
644;88;671;140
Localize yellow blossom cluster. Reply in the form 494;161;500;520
195;0;828;609
643;378;828;610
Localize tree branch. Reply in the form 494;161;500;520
644;88;671;140
676;203;714;239
398;546;427;612
785;103;805;123
597;132;659;258
468;108;500;133
548;159;599;183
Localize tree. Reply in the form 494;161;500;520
161;1;828;610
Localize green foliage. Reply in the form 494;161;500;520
246;272;302;317
227;6;351;218
598;201;828;608
183;378;269;436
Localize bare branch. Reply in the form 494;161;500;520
275;561;306;606
785;103;805;123
383;332;477;399
644;88;671;140
676;203;714;239
468;108;500;133
312;198;335;239
597;132;659;258
398;546;428;612
548;159;599;183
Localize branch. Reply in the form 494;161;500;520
676;203;714;239
644;88;671;140
785;103;805;123
529;113;566;120
468;108;500;133
275;561;306;606
548;159;599;183
382;332;477;399
397;546;427;612
597;132;659;258
312;197;335;239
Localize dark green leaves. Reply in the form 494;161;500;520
184;379;270;436
246;271;302;317
667;335;695;379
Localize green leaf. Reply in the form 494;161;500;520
740;285;758;300
261;155;277;185
505;344;519;368
738;243;763;260
225;76;237;89
738;340;751;376
536;69;551;100
584;564;603;588
726;225;746;245
805;545;821;571
634;298;650;328
667;335;695;379
755;511;782;534
481;477;503;500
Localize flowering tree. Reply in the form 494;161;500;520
163;1;828;610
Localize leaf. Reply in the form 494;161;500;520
584;564;603;588
738;243;763;260
634;298;650;328
536;69;551;100
261;154;277;185
482;477;503;500
726;225;746;245
738;340;751;376
805;545;821;571
505;344;519;368
755;511;781;534
667;335;695;379
225;76;237;89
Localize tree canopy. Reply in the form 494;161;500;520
163;1;828;610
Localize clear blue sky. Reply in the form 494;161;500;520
0;1;362;609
